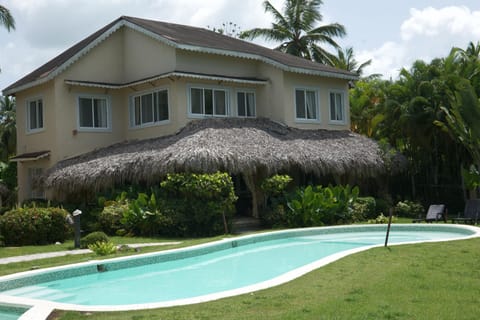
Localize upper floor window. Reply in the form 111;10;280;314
329;91;345;124
237;91;256;117
130;89;169;127
295;88;318;121
26;98;44;132
78;95;111;130
189;87;228;117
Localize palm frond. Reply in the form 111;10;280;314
0;6;15;31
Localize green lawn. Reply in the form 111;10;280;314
1;226;479;319
0;236;225;277
50;237;480;320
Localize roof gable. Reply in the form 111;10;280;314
3;16;357;95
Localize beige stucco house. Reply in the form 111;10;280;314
3;16;376;204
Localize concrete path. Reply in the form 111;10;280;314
0;242;181;265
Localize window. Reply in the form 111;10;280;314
295;88;318;121
28;167;45;199
237;91;256;117
329;91;345;123
26;98;44;132
78;95;110;130
189;87;228;117
130;89;169;127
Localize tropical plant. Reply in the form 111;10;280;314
207;21;242;38
80;231;109;249
0;5;15;32
88;241;117;256
240;0;345;64
435;78;480;195
331;47;379;78
0;95;16;161
286;184;359;227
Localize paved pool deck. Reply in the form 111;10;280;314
0;242;181;265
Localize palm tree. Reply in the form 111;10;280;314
331;47;380;78
0;95;16;161
0;5;15;32
240;0;346;64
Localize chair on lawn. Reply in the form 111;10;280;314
451;199;480;224
412;204;447;223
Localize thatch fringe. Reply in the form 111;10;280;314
44;118;400;197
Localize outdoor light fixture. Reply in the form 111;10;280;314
73;209;82;249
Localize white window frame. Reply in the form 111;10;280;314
28;167;46;199
187;84;230;118
26;97;44;133
294;87;320;122
129;87;170;128
77;94;112;132
236;89;256;118
328;90;346;125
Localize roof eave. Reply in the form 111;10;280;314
3;20;126;96
65;71;268;89
4;17;357;95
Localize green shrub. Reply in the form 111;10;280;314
261;175;293;196
88;241;117;256
260;175;293;227
80;231;109;249
98;201;129;235
368;213;397;224
395;200;424;218
352;197;377;221
286;184;359;227
375;197;392;216
160;172;237;236
0;206;71;246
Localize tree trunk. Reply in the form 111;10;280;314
243;173;259;218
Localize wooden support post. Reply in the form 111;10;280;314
384;208;393;247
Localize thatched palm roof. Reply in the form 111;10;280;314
44;118;396;196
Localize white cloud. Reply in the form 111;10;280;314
362;6;480;80
401;6;480;41
2;1;480;90
357;42;407;79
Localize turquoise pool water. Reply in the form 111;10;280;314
0;224;477;309
0;305;27;320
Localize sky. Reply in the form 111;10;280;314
1;0;480;92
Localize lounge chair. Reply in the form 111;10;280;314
412;204;447;223
451;199;480;224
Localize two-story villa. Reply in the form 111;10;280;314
4;16;386;214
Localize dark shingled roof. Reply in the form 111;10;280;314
4;16;357;95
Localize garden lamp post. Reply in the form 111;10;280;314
73;209;82;249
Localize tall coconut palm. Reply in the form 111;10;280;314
240;0;346;64
0;95;16;161
331;47;380;78
0;5;15;32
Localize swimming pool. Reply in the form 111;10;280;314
0;304;28;320
0;224;479;315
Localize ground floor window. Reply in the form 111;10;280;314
28;167;45;199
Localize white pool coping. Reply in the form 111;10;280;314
1;223;479;320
